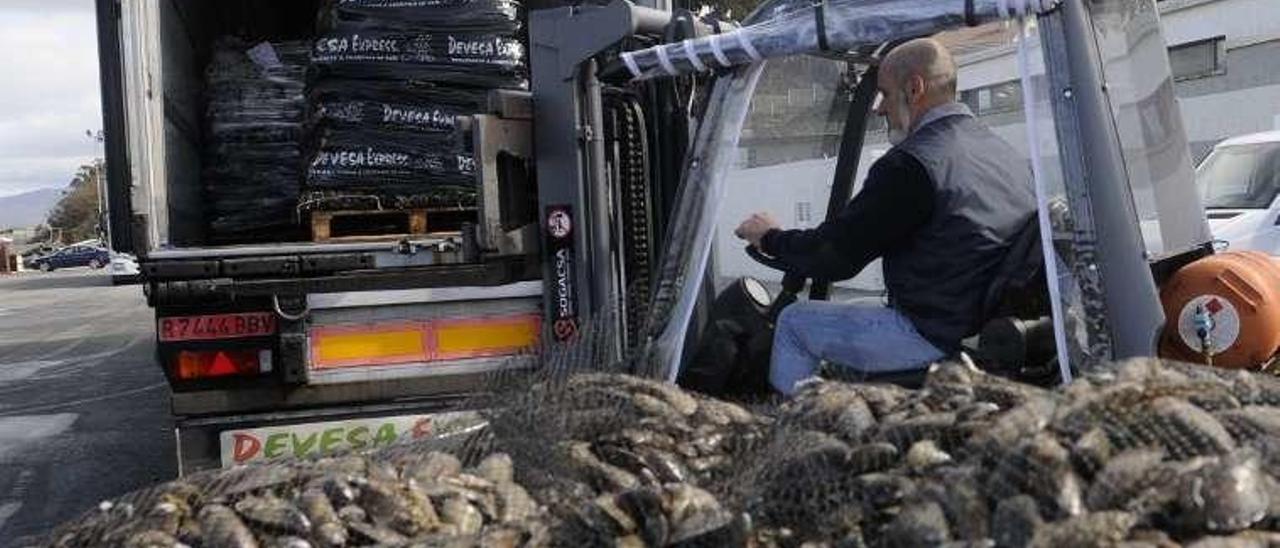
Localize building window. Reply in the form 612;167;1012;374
1168;36;1224;81
959;80;1023;116
796;201;813;226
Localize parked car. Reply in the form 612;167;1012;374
109;252;141;284
23;244;112;272
1196;131;1280;252
20;243;58;260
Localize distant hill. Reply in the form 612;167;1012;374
0;188;62;230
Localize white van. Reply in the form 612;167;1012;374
1197;131;1280;252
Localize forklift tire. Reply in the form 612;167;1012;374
679;316;775;398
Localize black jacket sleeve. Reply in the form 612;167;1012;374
759;149;936;281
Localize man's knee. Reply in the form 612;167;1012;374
775;300;821;329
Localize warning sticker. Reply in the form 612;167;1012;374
1176;294;1240;355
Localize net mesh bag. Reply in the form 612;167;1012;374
39;313;1280;548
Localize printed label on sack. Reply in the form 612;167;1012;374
380;102;460;130
1177;294;1241;355
313;31;523;65
307;147;474;183
315;100;465;133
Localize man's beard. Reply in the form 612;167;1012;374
886;92;912;146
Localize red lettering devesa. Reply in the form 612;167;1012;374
232;433;262;463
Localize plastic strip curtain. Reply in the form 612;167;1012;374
636;0;1060;379
620;0;1059;81
638;62;766;382
1014;15;1073;384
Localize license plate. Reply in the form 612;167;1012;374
219;411;483;467
159;312;276;342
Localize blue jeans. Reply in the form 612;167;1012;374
769;300;947;395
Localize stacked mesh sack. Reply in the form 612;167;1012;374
302;0;527;209
203;38;309;243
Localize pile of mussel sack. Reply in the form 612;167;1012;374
301;0;528;210
43;359;1280;547
202;38;309;243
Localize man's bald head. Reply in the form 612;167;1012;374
881;38;958;107
875;37;959;144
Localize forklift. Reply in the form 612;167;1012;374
571;0;1273;393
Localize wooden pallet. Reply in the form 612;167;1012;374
310;209;427;242
310;207;479;242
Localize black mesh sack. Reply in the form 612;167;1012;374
304;127;477;194
317;0;524;33
202;38;308;243
307;79;486;137
310;24;528;89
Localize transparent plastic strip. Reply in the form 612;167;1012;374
1015;15;1072;384
655;46;678;75
709;34;732;67
683;39;707;72
622;52;642;77
619;0;1061;81
637;62;767;381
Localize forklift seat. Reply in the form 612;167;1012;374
975;215;1060;380
982;214;1051;321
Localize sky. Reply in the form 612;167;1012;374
0;0;102;198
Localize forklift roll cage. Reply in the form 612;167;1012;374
575;0;1213;381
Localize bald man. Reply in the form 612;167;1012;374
735;38;1036;395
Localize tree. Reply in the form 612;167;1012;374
695;0;763;23
44;159;106;244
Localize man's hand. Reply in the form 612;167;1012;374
734;212;780;248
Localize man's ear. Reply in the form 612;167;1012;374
907;74;927;104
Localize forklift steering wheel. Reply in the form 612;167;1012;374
745;245;794;273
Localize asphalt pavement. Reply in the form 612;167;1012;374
0;270;174;547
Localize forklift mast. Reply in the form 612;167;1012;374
529;0;712;356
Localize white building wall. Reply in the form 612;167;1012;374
1158;0;1280;45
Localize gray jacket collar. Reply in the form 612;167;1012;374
911;102;974;134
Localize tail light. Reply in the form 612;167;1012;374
174;349;272;380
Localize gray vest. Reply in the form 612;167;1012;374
885;114;1036;351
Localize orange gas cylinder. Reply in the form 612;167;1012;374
1159;251;1280;369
